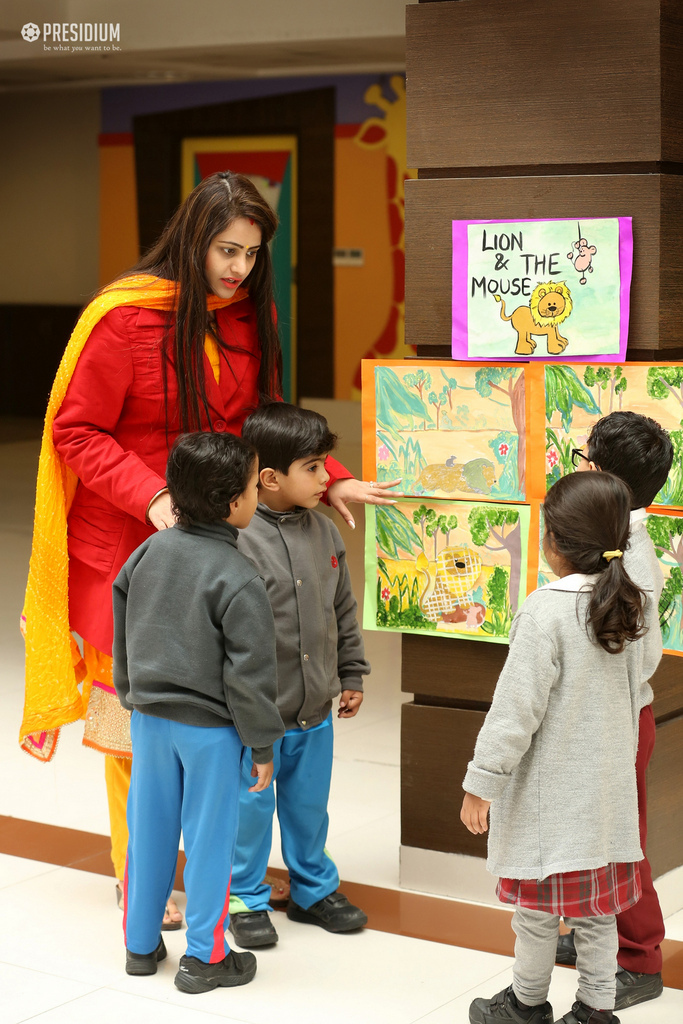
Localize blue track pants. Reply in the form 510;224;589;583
230;722;339;913
125;711;242;962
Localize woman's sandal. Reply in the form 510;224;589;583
116;883;183;931
264;873;291;905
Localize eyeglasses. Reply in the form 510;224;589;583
571;448;591;468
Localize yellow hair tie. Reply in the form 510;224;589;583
603;549;623;561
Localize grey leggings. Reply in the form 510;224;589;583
512;907;617;1010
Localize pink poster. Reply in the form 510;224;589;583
452;217;633;362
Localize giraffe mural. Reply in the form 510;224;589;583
351;75;417;394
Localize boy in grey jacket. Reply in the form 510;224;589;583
113;432;284;994
227;403;370;948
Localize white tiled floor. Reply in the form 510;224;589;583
2;425;683;1022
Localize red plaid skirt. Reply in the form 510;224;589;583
497;862;641;917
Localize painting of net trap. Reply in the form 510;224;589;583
365;499;530;643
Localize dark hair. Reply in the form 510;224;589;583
114;171;281;433
166;431;256;525
241;402;338;473
587;411;673;509
542;472;646;653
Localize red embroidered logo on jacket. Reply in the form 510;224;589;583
331;555;338;568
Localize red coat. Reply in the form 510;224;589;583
53;296;350;654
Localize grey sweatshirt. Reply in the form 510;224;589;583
237;503;370;730
463;528;663;880
112;519;285;763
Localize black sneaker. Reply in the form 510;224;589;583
286;891;367;933
469;985;553;1024
614;966;663;1009
555;929;577;966
174;949;257;994
228;910;279;948
125;936;167;976
554;1001;619;1024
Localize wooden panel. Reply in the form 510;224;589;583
651;655;683;724
402;702;487;856
402;633;506;704
648;714;683;878
405;174;683;352
133;88;335;399
402;700;683;869
403;633;683;722
661;0;683;163
407;0;665;170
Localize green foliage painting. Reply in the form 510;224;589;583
544;364;683;509
646;514;683;652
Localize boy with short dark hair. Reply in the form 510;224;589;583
559;410;674;1010
227;403;370;948
113;431;284;994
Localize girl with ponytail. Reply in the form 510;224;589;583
460;472;663;1024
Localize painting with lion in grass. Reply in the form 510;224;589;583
451;216;632;362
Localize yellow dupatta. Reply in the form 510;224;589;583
20;274;246;761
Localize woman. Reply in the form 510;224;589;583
21;171;396;926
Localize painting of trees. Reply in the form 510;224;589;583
646;366;683;410
403;369;432;429
474;368;526;492
467;506;522;614
424;512;459;560
428;389;447;429
482;565;513;637
440;371;459;409
583;365;627;413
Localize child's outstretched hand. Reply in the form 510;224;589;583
460;792;491;834
250;760;274;792
338;690;363;718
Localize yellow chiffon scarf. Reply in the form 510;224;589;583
20;274;246;761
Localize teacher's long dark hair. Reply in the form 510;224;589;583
543;472;646;653
130;171;281;432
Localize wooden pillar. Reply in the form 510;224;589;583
401;0;683;898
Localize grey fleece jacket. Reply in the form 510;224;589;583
463;526;663;880
237;503;370;731
112;519;285;763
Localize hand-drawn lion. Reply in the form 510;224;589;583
494;281;573;355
